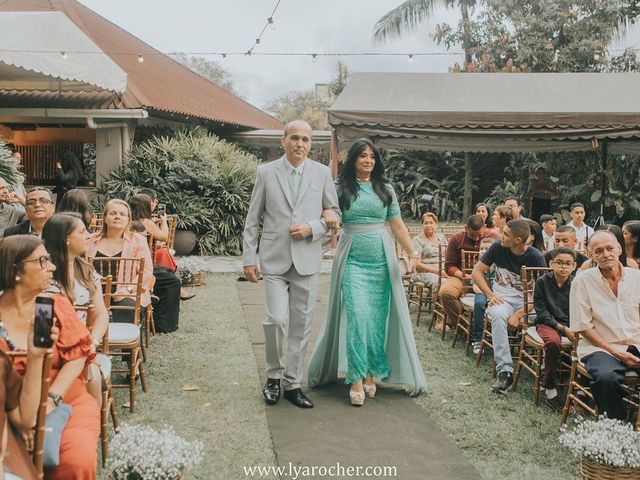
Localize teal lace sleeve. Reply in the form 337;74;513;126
386;184;401;218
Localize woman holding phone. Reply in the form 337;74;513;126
0;235;99;479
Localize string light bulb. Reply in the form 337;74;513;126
255;38;261;45
408;54;414;63
594;52;601;60
312;54;317;63
268;17;275;30
500;52;507;60
60;51;67;59
138;54;144;63
221;53;227;59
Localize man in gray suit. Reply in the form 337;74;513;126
243;120;340;408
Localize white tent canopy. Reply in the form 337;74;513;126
329;73;640;154
0;11;127;93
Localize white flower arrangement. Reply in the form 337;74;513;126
559;417;640;468
175;256;210;284
106;423;204;480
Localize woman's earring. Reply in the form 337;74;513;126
15;275;21;283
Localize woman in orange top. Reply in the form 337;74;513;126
0;235;99;480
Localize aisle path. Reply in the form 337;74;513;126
237;275;480;480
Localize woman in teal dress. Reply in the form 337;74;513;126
308;139;427;405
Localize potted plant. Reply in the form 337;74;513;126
175;256;210;287
559;417;640;479
106;423;204;480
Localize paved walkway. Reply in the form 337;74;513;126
237;275;481;480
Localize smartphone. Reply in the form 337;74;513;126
156;203;166;216
33;296;54;348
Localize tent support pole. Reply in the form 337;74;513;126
596;140;608;228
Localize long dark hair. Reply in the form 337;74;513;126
337;139;391;211
129;194;153;221
596;224;630;267
42;213;96;302
59;188;92;228
526;220;545;252
623;221;640;259
475;202;493;228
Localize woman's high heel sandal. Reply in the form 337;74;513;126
363;382;377;399
350;388;365;406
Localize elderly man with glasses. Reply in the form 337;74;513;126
3;187;55;238
0;177;25;236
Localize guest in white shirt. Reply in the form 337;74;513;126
567;202;594;252
540;214;556;252
569;230;640;420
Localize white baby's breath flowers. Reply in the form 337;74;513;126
559;417;640;468
175;256;210;284
106;423;204;480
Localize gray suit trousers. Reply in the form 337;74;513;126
263;266;319;390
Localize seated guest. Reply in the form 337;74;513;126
544;225;588;269
567;202;593;252
86;199;153;324
0;235;99;479
580;224;638;270
504;197;528;221
491;205;514;236
128;195;182;332
410;212;447;289
42;213;110;407
475;203;493;229
0;177;25;236
540;214;556;252
534;247;576;412
438;215;499;330
471;238;496;355
471;219;546;394
622;220;640;266
3;187;54;238
58;189;93;230
570;230;640;420
525;219;545;252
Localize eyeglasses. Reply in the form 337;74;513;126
14;255;51;269
25;198;53;207
552;260;575;268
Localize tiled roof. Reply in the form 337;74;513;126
0;0;283;130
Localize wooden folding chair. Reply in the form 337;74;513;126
409;243;446;327
76;300;120;466
452;250;480;355
510;266;572;404
92;258;148;413
165;214;178;250
7;350;53;480
440;224;464;241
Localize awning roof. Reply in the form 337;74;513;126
0;11;127;93
329;73;640;154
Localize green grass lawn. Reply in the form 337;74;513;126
104;273;579;479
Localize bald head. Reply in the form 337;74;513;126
283;120;312;137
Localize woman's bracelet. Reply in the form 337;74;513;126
410;250;420;259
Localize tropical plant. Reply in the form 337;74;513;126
97;130;259;255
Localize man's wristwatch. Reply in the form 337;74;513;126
48;392;62;407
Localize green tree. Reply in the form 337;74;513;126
169;53;238;95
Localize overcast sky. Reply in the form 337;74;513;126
78;0;640;110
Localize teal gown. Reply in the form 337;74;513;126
308;182;427;395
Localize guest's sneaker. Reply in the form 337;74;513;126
472;342;481;355
491;372;513;394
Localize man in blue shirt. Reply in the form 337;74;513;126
471;219;547;393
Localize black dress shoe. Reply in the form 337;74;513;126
263;378;281;405
180;294;196;301
283;388;314;409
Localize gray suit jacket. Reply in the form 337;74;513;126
243;156;340;276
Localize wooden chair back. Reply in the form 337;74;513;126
441;224;464;241
521;266;553;322
165;215;178;250
89;213;103;234
7;350;53;479
460;249;480;294
91;257;145;326
145;233;158;263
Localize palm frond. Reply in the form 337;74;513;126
373;0;441;43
